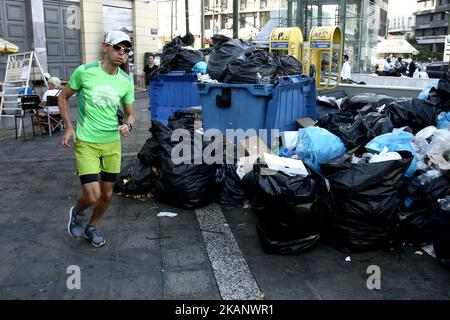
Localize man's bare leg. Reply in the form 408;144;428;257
88;181;114;226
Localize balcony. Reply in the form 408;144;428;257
415;4;450;15
414;20;449;29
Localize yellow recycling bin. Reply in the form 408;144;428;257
308;26;343;91
269;27;303;61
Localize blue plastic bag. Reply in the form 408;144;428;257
192;61;207;75
365;131;416;178
436;111;450;129
296;127;346;172
417;81;438;100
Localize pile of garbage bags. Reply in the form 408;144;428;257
121;69;450;266
206;35;303;84
156;33;304;85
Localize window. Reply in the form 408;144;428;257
260;0;267;9
221;0;227;10
430;14;434;22
205;16;212;30
220;15;227;29
240;0;247;10
260;11;269;26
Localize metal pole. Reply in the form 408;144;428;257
201;0;205;48
233;0;238;39
447;9;450;71
185;0;190;33
171;0;174;38
212;1;215;35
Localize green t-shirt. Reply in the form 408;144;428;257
69;61;135;143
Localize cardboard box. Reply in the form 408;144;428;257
261;153;309;176
238;135;270;157
296;117;317;129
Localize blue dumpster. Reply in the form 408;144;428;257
149;71;201;124
194;75;317;135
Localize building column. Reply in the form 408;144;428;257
80;0;104;64
29;0;48;72
432;42;438;52
133;1;158;72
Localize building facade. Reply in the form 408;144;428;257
414;0;450;53
387;0;416;37
0;0;158;81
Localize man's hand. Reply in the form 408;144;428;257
62;128;76;149
119;124;130;137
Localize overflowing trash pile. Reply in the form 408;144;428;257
156;33;303;83
140;34;450;269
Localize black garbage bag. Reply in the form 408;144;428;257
404;173;450;211
155;156;218;209
224;50;278;84
317;110;354;134
336;116;368;149
137;134;165;168
159;36;184;72
215;164;248;207
251;162;320;254
340;93;396;114
362;113;394;138
275;55;302;77
333;104;390;148
168;110;202;133
159;33;200;72
210;34;231;47
386;98;437;134
207;38;255;82
317;147;413;253
401;198;450;269
433;199;450;269
154;120;218;209
137;121;174;167
317;110;360;148
176;48;204;72
114;158;158;195
437;72;450;112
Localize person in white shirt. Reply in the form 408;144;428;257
413;67;429;79
38;76;63;132
41;77;62;112
340;54;351;83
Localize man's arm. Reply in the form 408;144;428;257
58;85;76;149
118;103;135;137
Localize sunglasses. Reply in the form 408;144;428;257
107;43;132;54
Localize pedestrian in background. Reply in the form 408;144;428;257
341;54;351;83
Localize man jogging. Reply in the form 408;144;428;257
58;31;135;247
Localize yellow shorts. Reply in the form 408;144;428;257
74;140;121;176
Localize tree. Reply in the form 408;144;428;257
407;35;442;62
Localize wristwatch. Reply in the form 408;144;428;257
125;122;133;132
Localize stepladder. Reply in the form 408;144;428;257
0;51;48;137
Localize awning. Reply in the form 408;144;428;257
0;38;19;54
377;38;419;55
